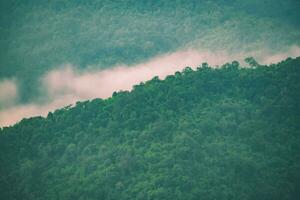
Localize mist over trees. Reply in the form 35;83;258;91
1;58;300;200
0;0;299;103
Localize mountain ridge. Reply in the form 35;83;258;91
0;57;300;200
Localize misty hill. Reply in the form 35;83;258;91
1;58;300;200
1;0;299;103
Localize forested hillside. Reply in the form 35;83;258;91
1;0;299;103
1;58;300;200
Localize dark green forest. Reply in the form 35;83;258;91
1;0;299;103
1;58;300;199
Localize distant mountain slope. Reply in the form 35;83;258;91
1;58;300;200
1;0;299;103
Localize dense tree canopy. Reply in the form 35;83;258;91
1;0;299;103
1;57;300;199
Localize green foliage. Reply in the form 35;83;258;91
245;57;259;67
0;0;299;103
1;57;300;199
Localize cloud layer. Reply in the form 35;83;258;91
43;49;240;100
1;47;299;127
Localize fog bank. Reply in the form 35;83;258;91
1;47;299;127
